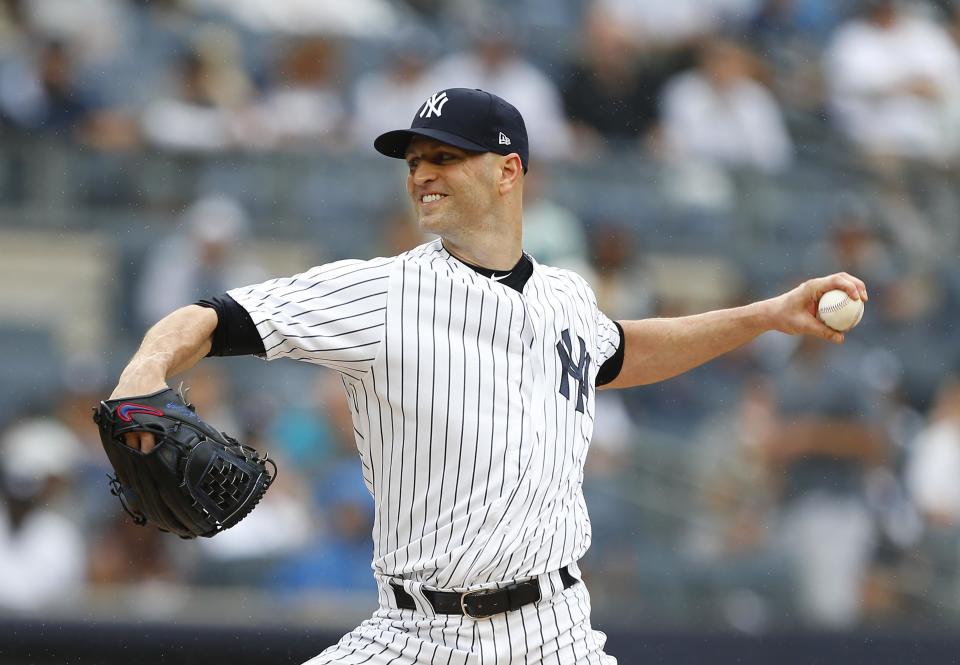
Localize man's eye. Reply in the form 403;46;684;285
439;153;456;161
407;160;418;171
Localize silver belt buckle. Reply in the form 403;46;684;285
460;589;496;619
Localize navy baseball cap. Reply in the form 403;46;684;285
374;88;529;173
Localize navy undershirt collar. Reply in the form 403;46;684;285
456;252;533;292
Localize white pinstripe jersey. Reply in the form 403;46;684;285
229;239;621;590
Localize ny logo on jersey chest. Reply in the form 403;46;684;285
556;328;590;413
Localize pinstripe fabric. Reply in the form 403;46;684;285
230;239;620;663
305;578;615;664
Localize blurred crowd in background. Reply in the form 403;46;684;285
3;0;960;635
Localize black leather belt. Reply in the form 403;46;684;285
390;566;578;619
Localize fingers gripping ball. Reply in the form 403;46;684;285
93;387;276;538
817;289;864;332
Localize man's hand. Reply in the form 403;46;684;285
109;364;169;453
765;272;868;344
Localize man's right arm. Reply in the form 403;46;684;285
109;304;218;451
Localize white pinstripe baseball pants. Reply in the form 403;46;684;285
303;568;616;664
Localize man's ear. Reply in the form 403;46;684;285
498;153;523;194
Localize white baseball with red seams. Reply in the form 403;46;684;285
817;289;864;332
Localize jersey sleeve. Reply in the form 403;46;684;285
226;257;393;376
595;310;623;386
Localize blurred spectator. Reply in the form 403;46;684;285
54;359;118;531
0;0;27;55
655;38;793;237
685;376;788;631
396;0;470;32
948;0;960;46
267;372;375;594
825;0;960;162
580;389;643;609
177;364;242;436
0;40;86;132
266;372;353;475
659;39;794;175
746;0;845;133
21;0;130;65
245;38;346;150
88;513;181;586
0;40;137;148
594;0;757;47
140;26;253;152
191;0;400;38
267;457;376;595
0;415;86;612
426;15;573;159
906;375;960;528
689;377;778;561
801;196;899;295
140;50;232;151
520;168;592;273
135;194;268;329
107;0;200;109
864;269;949;408
902;374;960;612
560;9;669;154
825;0;960;258
350;33;438;149
588;222;654;321
762;336;887;628
749;0;848;45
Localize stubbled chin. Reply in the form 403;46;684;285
417;213;442;229
417;210;450;234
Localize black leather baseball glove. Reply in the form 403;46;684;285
93;387;276;538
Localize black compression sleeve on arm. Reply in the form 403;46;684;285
596;321;625;387
195;294;266;357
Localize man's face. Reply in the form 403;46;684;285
404;136;497;236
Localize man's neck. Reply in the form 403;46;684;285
441;237;521;271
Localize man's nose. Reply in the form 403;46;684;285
411;161;438;185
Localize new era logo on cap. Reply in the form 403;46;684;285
374;88;529;173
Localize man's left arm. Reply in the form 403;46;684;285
601;273;868;390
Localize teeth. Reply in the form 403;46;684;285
421;193;444;203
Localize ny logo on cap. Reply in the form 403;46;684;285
419;91;449;119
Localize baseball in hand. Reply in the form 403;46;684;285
817;289;864;332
